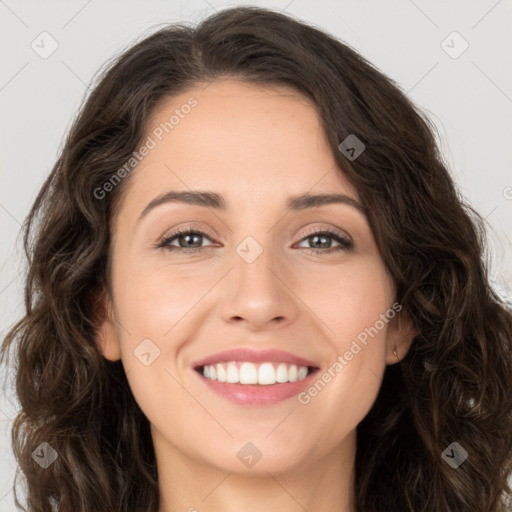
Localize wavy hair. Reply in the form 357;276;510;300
2;6;511;512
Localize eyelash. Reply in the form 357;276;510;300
157;227;353;255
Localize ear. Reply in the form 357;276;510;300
90;287;122;361
385;309;417;365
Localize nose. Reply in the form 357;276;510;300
220;244;299;331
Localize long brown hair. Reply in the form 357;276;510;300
2;6;511;511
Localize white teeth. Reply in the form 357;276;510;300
239;362;258;384
226;362;238;383
288;364;298;382
201;361;311;385
297;366;308;380
216;364;226;382
258;362;276;385
276;363;288;383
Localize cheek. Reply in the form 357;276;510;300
112;261;221;399
115;258;212;340
298;255;393;342
112;266;202;430
295;257;392;412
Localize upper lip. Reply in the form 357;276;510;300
192;348;320;369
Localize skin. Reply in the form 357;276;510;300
96;78;416;512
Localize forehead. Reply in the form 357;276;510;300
114;78;358;223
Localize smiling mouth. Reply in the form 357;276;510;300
195;361;318;386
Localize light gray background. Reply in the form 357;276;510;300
1;0;511;510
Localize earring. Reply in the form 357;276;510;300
393;346;399;359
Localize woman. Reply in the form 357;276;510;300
2;6;511;512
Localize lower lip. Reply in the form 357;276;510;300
195;368;318;405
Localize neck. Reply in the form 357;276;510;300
154;427;357;512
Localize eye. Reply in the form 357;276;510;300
157;228;215;253
157;227;353;255
294;228;353;255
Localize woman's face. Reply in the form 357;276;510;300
97;78;412;475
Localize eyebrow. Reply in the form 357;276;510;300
138;190;367;221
